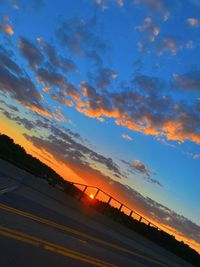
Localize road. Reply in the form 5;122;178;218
0;191;166;267
0;159;193;267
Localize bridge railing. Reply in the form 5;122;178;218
70;182;161;231
0;155;161;231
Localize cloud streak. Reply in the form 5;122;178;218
173;71;200;91
122;159;162;186
122;134;133;141
19;36;44;69
186;18;199;27
2;31;200;145
74;79;200;144
134;0;170;21
21;130;200;245
55;17;106;66
24;124;123;180
0;23;14;35
0;44;53;118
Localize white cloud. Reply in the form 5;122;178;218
122;134;133;141
186;18;199;27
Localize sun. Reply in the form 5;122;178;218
89;194;94;199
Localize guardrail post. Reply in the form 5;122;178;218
129;210;133;217
93;189;100;199
107;196;112;205
139;216;142;222
119;203;123;211
79;185;87;200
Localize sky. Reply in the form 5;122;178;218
0;0;200;253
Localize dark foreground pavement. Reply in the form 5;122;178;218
0;159;193;267
0;192;167;267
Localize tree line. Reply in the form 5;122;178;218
0;133;199;266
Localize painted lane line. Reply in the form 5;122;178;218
0;203;166;267
0;225;117;267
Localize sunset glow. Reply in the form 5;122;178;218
0;0;199;255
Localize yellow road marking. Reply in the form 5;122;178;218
0;225;117;267
0;203;166;266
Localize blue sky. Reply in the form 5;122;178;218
0;0;200;251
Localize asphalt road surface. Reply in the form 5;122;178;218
0;160;193;267
0;192;167;267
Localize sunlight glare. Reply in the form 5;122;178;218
89;194;94;199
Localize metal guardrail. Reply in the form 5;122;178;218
70;182;161;231
0;156;161;231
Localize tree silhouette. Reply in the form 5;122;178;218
0;133;199;266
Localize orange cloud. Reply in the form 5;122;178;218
43;87;51;93
76;103;200;144
71;82;200;144
2;23;14;35
161;120;200;144
25;104;53;117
